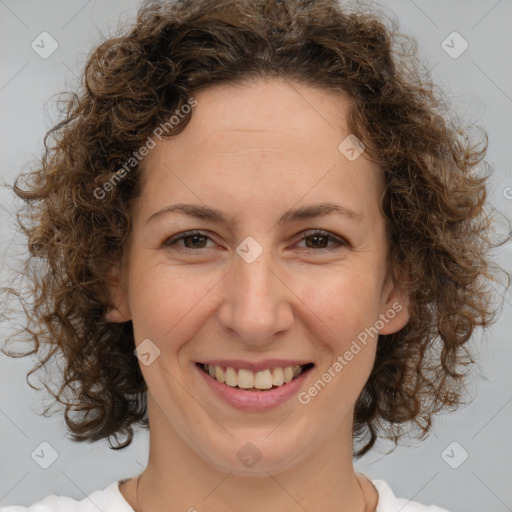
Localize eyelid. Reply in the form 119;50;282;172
295;229;347;250
163;229;214;247
163;229;347;251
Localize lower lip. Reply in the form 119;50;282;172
196;364;312;411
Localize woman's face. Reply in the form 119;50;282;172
107;78;409;475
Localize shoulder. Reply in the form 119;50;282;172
1;481;134;512
370;478;455;512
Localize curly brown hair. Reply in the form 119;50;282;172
2;0;507;457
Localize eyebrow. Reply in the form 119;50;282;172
146;202;364;227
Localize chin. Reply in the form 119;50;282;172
196;431;311;476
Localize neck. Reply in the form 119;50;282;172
135;467;369;512
128;397;376;512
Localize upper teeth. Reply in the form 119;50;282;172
204;364;303;389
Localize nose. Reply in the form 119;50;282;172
217;245;295;346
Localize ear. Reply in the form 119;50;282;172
104;264;131;323
377;268;410;335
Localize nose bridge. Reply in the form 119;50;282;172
218;240;293;342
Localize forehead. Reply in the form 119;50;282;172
191;78;353;131
136;78;383;221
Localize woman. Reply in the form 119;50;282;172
1;0;503;510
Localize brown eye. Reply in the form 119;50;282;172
163;229;347;253
181;234;208;249
164;230;213;250
297;230;346;251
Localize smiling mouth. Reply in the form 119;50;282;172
196;362;314;391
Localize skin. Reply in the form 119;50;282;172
107;78;410;512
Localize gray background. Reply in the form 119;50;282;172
0;0;511;510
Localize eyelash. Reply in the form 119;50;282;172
163;229;347;253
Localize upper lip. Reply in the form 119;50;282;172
196;359;313;372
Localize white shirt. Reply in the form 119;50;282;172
1;477;454;511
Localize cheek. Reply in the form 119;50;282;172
127;262;222;343
296;268;383;343
300;272;381;400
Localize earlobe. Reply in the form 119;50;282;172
105;304;131;323
104;265;131;323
